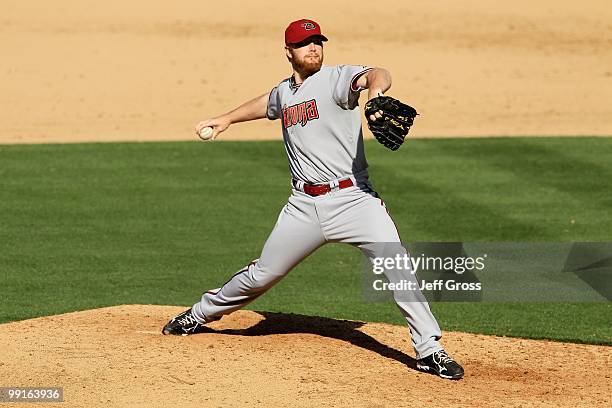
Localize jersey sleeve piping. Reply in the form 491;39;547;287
350;67;373;92
266;86;279;120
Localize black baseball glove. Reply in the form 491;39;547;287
364;96;418;151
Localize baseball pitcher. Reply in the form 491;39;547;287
162;19;464;380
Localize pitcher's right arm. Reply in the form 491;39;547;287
195;92;270;140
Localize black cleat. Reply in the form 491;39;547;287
162;308;207;336
417;350;464;380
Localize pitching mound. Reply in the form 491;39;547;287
0;305;609;407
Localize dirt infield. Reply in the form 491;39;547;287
0;305;609;407
2;0;611;144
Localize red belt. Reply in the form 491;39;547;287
295;179;354;196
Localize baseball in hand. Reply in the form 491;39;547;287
198;126;214;141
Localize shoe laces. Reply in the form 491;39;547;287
178;312;199;326
434;350;454;364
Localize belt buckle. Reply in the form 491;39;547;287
329;179;340;192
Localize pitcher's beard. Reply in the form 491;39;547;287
294;55;323;77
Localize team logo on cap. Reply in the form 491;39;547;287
301;22;316;30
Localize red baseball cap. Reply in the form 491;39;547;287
284;19;328;45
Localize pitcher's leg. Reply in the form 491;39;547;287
192;196;325;322
359;242;443;359
324;189;443;359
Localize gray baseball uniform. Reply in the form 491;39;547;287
191;64;443;359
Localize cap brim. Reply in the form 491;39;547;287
287;34;328;46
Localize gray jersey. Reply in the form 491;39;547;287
267;65;372;184
186;63;448;364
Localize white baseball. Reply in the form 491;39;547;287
198;126;214;141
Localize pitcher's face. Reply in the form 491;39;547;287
286;37;324;75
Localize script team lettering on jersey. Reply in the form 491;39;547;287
282;99;319;128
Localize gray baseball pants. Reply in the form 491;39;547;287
192;184;443;359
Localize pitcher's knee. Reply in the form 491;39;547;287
249;261;288;291
226;259;286;294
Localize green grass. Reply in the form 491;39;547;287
1;138;611;344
